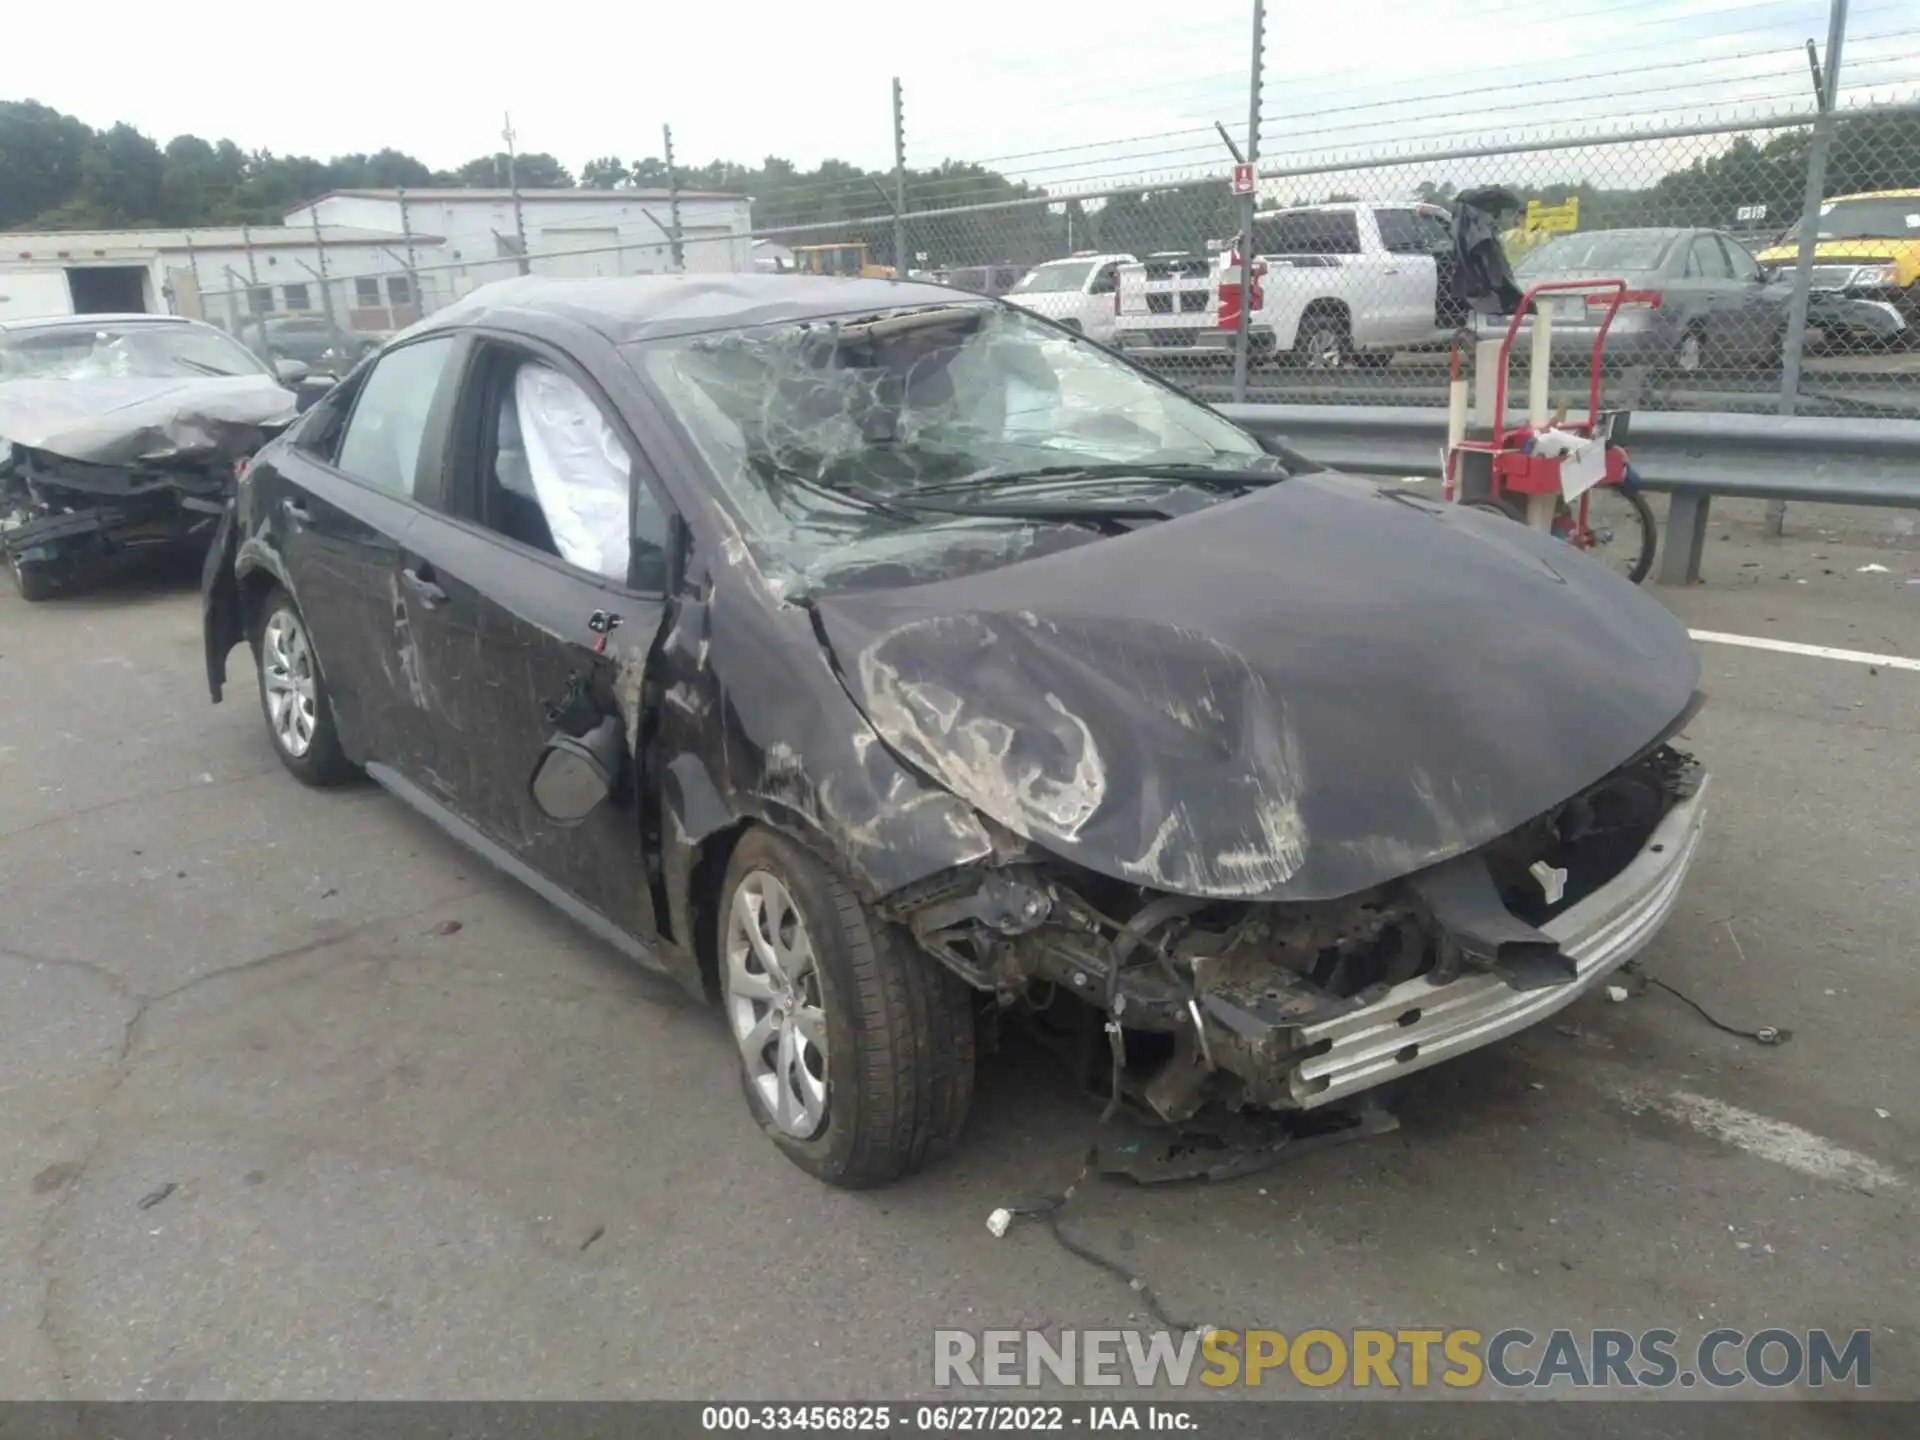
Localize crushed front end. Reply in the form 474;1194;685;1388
1;443;238;598
895;746;1707;1123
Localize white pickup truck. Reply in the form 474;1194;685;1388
1001;252;1137;346
1112;201;1466;368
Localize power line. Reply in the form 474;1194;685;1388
1257;40;1836;128
1258;55;1917;152
1263;0;1908;95
905;0;1914;179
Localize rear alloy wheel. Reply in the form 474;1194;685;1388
720;827;976;1187
1673;327;1707;375
1297;313;1352;371
254;588;356;786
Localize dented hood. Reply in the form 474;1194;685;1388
814;471;1699;903
0;376;296;467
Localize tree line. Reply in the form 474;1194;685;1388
0;100;1051;252
4;98;1915;267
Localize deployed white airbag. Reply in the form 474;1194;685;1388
514;362;631;581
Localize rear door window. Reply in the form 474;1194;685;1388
1685;236;1734;280
334;336;458;498
1717;235;1763;281
1416;211;1455;251
1254;211;1362;255
1376;209;1424;254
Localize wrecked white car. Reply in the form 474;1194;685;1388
201;275;1707;1187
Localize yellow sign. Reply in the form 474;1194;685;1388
1525;197;1580;234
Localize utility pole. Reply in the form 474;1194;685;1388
310;207;344;353
397;187;422;319
1231;0;1266;404
504;112;531;275
226;265;262;357
180;231;199;319
1772;0;1849;537
241;222;262;323
662;123;686;272
892;78;909;278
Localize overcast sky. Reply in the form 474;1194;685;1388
15;0;1919;193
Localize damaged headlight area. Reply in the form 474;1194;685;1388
893;746;1705;1125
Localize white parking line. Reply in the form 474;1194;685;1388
1689;630;1920;672
1617;1086;1907;1193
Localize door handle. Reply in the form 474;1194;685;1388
283;499;311;524
401;563;448;608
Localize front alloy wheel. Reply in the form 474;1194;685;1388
261;609;319;758
725;870;830;1139
717;827;976;1187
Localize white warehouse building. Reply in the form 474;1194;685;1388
0;186;755;334
0;224;447;332
282;187;755;295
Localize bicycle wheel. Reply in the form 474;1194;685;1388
1575;485;1658;584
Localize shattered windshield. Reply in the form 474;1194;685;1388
0;323;273;381
1010;262;1095;294
628;303;1266;588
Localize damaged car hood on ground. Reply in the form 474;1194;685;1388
0;375;296;467
815;470;1700;904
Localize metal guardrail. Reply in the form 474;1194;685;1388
1217;403;1920;585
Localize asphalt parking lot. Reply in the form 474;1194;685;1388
1;497;1914;1406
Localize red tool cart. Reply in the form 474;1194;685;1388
1443;278;1659;584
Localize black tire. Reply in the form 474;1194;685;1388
718;826;976;1188
8;554;59;602
251;586;357;786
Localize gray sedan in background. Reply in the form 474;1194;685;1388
1481;227;1791;375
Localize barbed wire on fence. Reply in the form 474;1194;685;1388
172;0;1920;426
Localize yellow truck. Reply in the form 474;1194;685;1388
1757;189;1920;348
786;243;897;279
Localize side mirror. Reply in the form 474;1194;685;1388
293;374;338;414
529;714;624;824
274;357;310;383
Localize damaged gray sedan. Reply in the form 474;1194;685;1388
1;314;297;600
202;275;1708;1187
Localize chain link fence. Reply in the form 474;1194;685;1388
184;8;1918;423
868;101;1920;421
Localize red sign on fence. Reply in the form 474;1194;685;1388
1231;163;1256;196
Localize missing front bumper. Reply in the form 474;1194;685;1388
1282;770;1710;1108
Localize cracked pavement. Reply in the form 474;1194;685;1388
0;507;1914;1403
